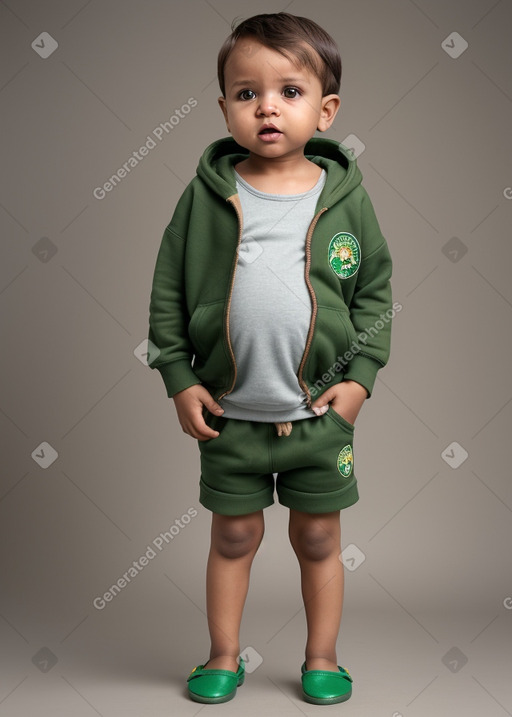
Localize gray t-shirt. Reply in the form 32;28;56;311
219;169;327;422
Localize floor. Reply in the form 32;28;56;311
2;600;511;716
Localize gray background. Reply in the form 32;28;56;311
1;0;511;715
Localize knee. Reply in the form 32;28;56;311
213;515;264;560
290;523;336;562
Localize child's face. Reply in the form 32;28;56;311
218;38;339;162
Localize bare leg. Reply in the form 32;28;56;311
288;509;344;672
204;510;264;672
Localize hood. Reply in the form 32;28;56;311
196;136;363;208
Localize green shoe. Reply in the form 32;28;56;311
301;661;353;705
187;657;245;704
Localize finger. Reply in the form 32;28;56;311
311;389;334;414
196;426;220;440
312;404;329;416
190;414;220;441
202;396;224;415
181;420;220;440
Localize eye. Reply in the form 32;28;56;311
283;87;301;98
238;89;256;101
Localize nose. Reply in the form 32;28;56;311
256;93;280;117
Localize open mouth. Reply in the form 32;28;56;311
258;126;283;140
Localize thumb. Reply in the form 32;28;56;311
311;389;335;416
198;387;224;415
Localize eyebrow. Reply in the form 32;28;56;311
229;76;308;88
277;77;309;84
230;80;256;88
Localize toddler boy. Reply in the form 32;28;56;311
148;12;393;705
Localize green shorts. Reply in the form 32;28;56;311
198;406;359;515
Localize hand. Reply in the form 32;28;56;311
172;384;224;440
311;380;368;426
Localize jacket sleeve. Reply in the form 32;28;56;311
147;216;201;398
343;188;393;397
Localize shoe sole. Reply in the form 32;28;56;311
302;688;352;705
188;689;238;704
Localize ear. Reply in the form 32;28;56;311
218;96;231;132
317;94;341;132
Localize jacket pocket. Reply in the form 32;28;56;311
188;299;225;359
305;305;357;385
334;307;357;347
188;299;231;389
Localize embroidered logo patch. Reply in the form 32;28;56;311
328;232;360;280
337;445;354;478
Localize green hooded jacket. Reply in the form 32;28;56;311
147;136;393;405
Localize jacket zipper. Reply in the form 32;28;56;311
216;194;244;402
297;207;329;408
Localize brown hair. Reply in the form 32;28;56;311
217;12;341;97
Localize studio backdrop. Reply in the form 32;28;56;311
1;1;511;715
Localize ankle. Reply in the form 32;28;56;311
305;654;338;671
208;651;240;661
204;654;241;672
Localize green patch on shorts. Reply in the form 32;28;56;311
337;444;354;477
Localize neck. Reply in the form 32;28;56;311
240;151;312;176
